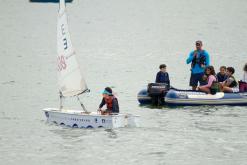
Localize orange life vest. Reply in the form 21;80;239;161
104;96;114;111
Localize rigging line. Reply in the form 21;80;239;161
76;88;90;96
77;95;87;112
59;88;90;98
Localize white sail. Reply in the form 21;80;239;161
57;0;88;97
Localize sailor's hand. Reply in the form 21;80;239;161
97;108;102;114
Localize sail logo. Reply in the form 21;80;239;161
61;24;68;50
57;55;67;71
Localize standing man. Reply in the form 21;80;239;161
186;40;210;90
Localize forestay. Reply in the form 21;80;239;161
57;0;88;97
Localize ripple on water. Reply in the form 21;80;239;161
194;121;229;133
1;80;15;85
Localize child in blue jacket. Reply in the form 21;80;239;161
155;64;170;87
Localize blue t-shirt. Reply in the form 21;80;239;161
186;50;210;74
216;72;228;82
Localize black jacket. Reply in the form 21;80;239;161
155;71;170;86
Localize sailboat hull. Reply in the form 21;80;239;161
43;108;139;128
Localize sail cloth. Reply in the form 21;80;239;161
57;0;88;97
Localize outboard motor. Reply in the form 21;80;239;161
147;83;170;105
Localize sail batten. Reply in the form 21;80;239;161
57;0;88;97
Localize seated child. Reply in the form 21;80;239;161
220;67;239;93
197;66;218;94
152;64;170;105
216;66;228;82
239;63;247;92
155;64;170;87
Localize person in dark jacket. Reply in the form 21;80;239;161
98;87;119;115
216;66;228;82
155;64;170;86
151;64;170;105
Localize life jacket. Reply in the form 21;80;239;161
209;76;220;94
104;96;116;111
228;75;238;88
191;50;206;69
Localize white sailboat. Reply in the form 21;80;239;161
43;0;139;128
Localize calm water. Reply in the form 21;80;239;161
1;0;247;164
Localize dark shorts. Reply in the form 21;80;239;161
189;73;206;87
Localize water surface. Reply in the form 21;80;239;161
0;0;247;164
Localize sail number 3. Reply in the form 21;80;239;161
58;24;68;72
61;24;68;50
58;55;67;71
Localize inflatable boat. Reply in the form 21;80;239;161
138;86;247;106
